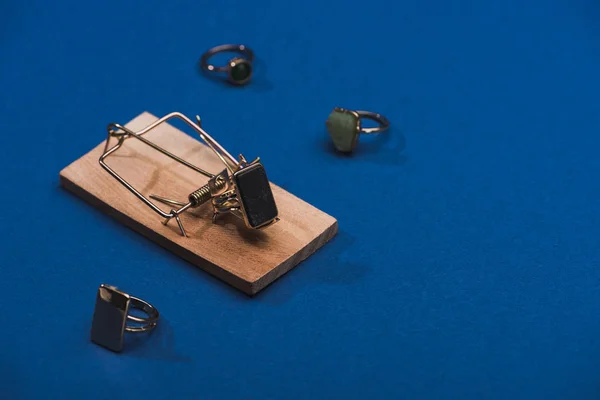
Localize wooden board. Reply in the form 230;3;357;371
60;112;338;295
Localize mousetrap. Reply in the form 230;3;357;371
60;112;338;295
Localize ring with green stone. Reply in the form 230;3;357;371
200;44;254;86
326;107;390;153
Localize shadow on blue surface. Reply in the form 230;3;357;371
320;127;407;166
123;319;191;362
256;231;370;304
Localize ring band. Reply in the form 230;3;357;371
125;296;160;333
326;107;390;153
355;111;390;134
90;284;160;352
200;44;254;85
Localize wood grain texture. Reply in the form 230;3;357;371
60;112;338;295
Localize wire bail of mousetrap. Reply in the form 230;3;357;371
99;112;279;237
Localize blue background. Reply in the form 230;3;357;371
1;0;600;398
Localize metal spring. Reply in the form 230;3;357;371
188;176;226;207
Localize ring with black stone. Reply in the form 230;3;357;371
200;44;254;85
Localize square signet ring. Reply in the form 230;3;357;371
90;284;159;353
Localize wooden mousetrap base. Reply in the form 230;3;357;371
60;112;338;295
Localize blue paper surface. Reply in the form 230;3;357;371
1;0;600;398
